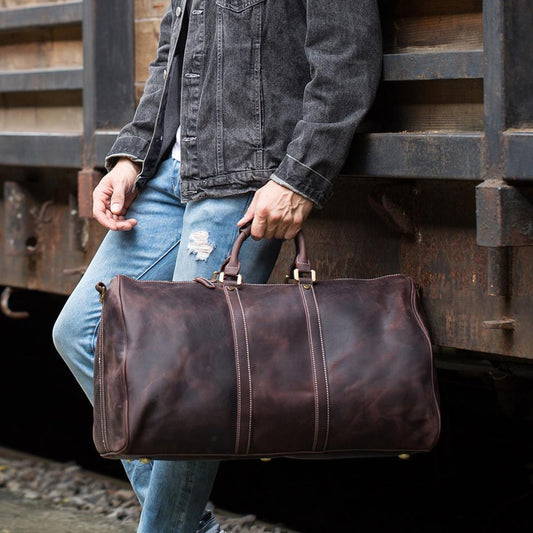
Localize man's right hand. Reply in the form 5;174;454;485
93;158;141;231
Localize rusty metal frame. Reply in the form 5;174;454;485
474;0;533;302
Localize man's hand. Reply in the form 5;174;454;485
93;158;140;231
237;180;314;240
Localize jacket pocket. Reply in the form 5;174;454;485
216;0;266;13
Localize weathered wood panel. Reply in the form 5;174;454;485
0;2;82;32
0;91;82;132
393;0;482;17
0;4;82;133
0;26;82;70
0;0;73;7
393;13;483;51
380;0;483;54
369;79;484;132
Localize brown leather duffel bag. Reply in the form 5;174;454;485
93;227;440;460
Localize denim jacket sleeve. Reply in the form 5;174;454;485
104;4;174;171
270;0;382;208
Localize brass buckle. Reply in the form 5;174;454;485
218;272;243;285
293;269;316;282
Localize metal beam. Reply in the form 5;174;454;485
383;51;484;81
503;1;533;129
0;1;82;32
504;132;533;180
94;131;119;167
0;68;83;93
343;132;483;179
0;133;82;168
483;0;505;178
82;0;135;168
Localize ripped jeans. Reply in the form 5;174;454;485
52;157;282;533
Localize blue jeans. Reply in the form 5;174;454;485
52;158;282;532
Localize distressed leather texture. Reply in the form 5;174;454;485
93;232;441;460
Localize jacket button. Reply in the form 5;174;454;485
176;6;182;17
163;69;168;79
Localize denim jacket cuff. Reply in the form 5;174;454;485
105;135;149;172
271;154;333;209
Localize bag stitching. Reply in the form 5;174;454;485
224;287;242;454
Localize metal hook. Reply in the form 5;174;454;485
37;200;54;224
1;287;30;319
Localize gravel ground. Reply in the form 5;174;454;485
0;448;299;533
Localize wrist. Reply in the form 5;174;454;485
115;157;142;174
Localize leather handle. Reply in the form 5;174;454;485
220;223;313;284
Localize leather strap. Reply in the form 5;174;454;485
220;223;312;283
224;285;253;455
298;283;330;451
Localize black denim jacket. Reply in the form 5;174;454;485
105;0;382;208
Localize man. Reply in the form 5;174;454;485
53;1;382;531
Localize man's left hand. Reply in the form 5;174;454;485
237;180;314;240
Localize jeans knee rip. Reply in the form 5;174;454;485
187;230;215;261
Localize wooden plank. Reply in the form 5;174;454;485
0;26;82;70
0;67;83;92
389;103;484;132
383;50;483;81
0;1;82;32
386;13;483;52
0;90;83;132
371;78;484;132
0;0;73;7
393;0;482;17
342;132;483;179
0;132;81;167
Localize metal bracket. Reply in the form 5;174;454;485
483;318;516;330
476;180;533;247
476;180;533;297
4;181;39;256
77;168;102;218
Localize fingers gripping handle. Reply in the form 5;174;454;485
219;223;315;285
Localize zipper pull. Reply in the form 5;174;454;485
193;277;216;289
95;282;107;303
